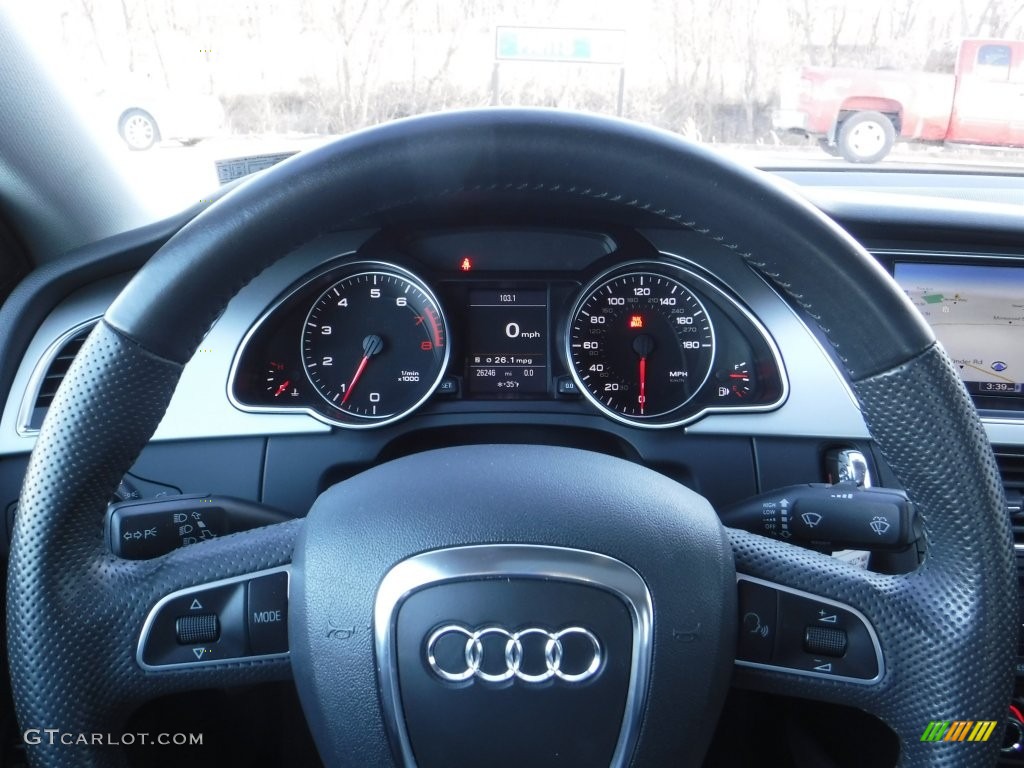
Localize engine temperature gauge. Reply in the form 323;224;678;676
265;361;301;400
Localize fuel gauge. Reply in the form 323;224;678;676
726;361;754;399
712;361;755;400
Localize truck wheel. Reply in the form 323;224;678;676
837;111;895;163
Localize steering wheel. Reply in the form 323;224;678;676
6;110;1016;767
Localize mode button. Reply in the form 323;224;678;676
247;571;289;655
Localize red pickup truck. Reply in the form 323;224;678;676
773;39;1024;163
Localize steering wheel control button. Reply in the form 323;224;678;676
375;545;655;768
175;613;220;645
737;580;778;663
803;626;848;658
247;571;289;655
775;592;879;679
139;582;247;668
137;567;290;669
735;576;882;684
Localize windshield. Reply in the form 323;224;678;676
9;0;1024;218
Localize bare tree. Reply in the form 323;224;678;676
959;0;1024;36
78;0;107;66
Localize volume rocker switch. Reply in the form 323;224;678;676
804;626;848;657
138;582;246;668
175;614;220;645
138;567;290;669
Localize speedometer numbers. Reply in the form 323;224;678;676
302;264;449;427
567;266;716;426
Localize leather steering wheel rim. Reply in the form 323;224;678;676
7;109;1016;767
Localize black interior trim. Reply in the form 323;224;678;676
0;211;30;308
0;208;197;406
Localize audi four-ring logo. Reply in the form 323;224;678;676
425;625;602;684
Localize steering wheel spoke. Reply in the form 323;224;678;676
132;522;300;677
729;529;893;703
12;521;299;766
727;522;1014;763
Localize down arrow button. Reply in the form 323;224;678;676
248;571;289;655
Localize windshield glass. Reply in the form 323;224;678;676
9;0;1024;218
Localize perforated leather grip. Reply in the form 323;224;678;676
7;322;300;768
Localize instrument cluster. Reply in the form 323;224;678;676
229;230;787;429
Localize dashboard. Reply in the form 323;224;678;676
0;198;1021;526
228;229;786;431
0;222;875;520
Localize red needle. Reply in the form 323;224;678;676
341;356;370;405
639;356;647;415
273;380;290;397
341;334;384;406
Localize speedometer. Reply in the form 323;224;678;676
301;262;449;427
566;264;715;427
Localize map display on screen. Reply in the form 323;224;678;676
894;262;1024;396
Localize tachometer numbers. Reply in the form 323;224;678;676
301;264;449;427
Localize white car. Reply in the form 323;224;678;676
97;86;224;151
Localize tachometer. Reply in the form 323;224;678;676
302;263;449;427
566;264;715;427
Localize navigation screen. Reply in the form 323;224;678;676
894;262;1024;396
466;288;548;396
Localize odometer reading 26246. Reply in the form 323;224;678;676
302;263;449;427
567;265;715;427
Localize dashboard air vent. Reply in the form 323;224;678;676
999;452;1024;490
23;322;96;431
998;452;1024;543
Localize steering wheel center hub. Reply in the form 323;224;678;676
378;547;647;768
289;444;736;766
